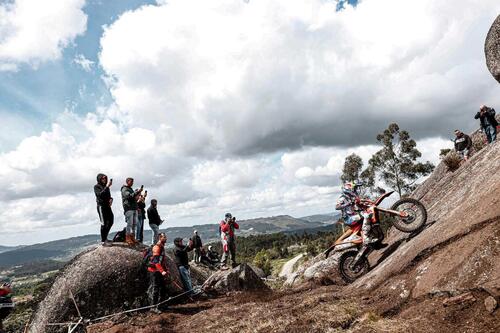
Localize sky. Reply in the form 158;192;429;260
0;0;499;246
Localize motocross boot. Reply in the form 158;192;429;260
361;214;378;245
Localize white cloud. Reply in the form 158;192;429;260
0;0;87;70
99;0;500;156
73;54;94;72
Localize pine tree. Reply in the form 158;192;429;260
368;123;434;197
340;153;375;197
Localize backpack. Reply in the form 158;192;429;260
142;245;154;270
113;228;126;242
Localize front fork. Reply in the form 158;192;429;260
350;245;372;270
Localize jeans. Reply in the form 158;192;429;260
97;205;114;242
124;210;137;235
136;214;144;242
178;266;192;291
150;223;160;245
484;125;497;143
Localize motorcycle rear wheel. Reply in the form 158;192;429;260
390;198;427;232
338;250;369;283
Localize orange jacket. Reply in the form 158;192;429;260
147;243;169;274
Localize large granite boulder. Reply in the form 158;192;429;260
485;15;500;83
28;244;205;333
285;251;343;287
202;263;270;294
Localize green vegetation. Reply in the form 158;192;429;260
368;123;434;197
341;153;376;197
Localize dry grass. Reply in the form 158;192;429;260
442;151;462;171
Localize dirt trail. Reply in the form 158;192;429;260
87;284;499;333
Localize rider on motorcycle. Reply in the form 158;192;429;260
336;181;378;245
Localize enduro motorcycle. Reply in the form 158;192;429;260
325;191;427;283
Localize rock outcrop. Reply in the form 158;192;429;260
285;252;343;287
279;253;304;279
202;263;270;294
485;15;500;83
28;244;206;333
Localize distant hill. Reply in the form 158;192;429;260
0;213;338;270
0;245;20;254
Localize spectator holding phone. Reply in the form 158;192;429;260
94;173;114;245
136;190;147;243
121;178;143;245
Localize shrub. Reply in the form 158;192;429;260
472;134;487;153
253;249;272;276
306;243;318;256
442;151;462;171
439;148;451;157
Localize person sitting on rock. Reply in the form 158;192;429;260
147;233;170;313
335;181;377;245
453;130;473;161
207;245;220;264
173;238;194;292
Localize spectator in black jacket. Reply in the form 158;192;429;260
191;230;203;263
94;174;114;245
147;199;163;244
207;245;220;264
136;191;147;243
454;130;473;161
173;238;194;291
475;105;498;143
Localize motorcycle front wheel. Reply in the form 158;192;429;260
390;198;427;232
338;250;369;283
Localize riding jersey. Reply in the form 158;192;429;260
336;194;362;226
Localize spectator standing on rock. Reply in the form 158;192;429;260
147;199;163;245
475;105;498;143
136;191;147;243
453;130;473;161
121;178;143;246
94;173;114;245
146;233;170;313
191;230;203;263
173;237;194;292
220;213;239;268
